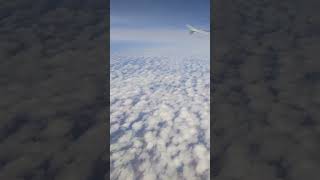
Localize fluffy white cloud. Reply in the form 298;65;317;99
110;56;210;180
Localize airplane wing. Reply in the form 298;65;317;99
186;24;210;35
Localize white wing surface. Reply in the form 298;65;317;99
186;24;210;35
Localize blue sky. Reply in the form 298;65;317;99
111;0;210;57
111;0;210;28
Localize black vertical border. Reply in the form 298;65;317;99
211;0;320;179
210;0;214;176
0;0;110;179
106;0;111;177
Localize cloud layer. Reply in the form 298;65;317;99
110;56;210;180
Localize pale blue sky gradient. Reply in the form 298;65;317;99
111;0;210;57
